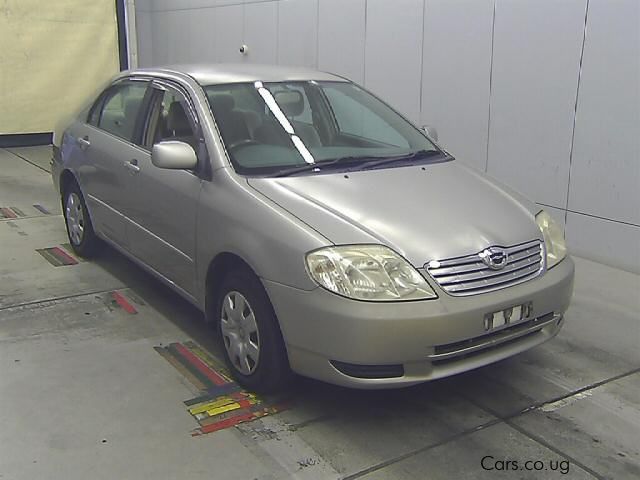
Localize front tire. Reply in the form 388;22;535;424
216;268;292;393
63;182;101;258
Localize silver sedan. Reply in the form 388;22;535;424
52;64;574;392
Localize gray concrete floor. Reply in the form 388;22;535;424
1;146;639;480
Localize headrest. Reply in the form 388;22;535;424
209;94;235;113
274;90;304;117
166;102;190;133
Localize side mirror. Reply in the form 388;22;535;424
421;125;438;142
151;141;197;170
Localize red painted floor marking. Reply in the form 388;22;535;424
1;207;17;219
111;291;138;314
174;343;228;386
51;246;78;265
197;411;258;435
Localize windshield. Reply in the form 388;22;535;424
204;81;447;176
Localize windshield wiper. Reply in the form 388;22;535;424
274;155;381;177
274;150;445;177
356;149;445;171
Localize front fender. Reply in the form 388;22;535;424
195;170;330;307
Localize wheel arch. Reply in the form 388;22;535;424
204;251;259;324
59;169;78;202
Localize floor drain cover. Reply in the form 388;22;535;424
1;207;26;219
36;245;79;266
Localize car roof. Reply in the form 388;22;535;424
129;64;348;86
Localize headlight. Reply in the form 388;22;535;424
536;210;567;269
306;245;437;301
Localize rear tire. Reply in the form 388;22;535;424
63;182;101;258
216;268;292;393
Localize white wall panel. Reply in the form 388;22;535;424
421;0;493;171
188;8;218;64
567;0;640;226
487;0;587;207
135;10;153;67
318;0;366;84
566;213;640;274
135;0;154;12
364;0;424;123
164;10;194;64
151;10;171;65
277;0;318;68
213;5;244;63
244;1;278;64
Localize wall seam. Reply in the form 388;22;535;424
242;2;246;47
363;0;368;86
564;0;591;229
419;0;426;124
484;0;497;173
275;1;280;64
315;0;320;69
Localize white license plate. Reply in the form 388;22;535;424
484;303;531;331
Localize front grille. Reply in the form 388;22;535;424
426;240;544;296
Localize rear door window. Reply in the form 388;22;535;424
93;81;149;142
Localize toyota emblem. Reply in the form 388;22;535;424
479;247;509;270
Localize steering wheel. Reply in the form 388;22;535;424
227;139;259;151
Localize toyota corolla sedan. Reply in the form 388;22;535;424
52;64;574;392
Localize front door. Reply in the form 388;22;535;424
125;82;205;296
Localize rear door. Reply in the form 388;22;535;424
79;79;150;248
125;80;205;296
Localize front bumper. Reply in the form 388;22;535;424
264;256;574;388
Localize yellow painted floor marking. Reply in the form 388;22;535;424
203;397;260;417
188;393;257;416
205;402;244;417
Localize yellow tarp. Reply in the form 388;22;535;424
0;0;120;134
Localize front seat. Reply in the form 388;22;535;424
208;94;251;146
166;102;197;150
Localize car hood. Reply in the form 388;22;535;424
246;161;542;267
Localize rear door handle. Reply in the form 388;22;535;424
77;136;91;150
124;159;140;174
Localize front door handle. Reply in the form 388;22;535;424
77;136;91;150
124;159;140;174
